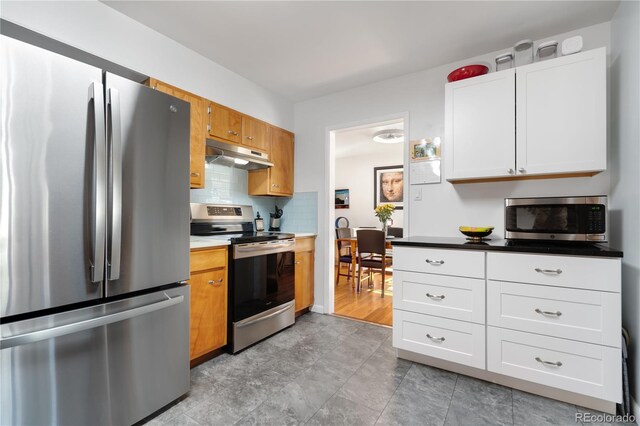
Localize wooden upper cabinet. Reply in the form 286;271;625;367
270;126;294;195
241;116;270;153
248;126;294;196
146;78;206;189
208;102;242;144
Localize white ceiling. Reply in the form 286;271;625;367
102;1;618;102
335;119;404;159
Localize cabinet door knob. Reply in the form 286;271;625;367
426;293;445;300
426;334;445;342
535;357;562;367
208;278;223;285
535;308;562;317
227;130;239;136
535;268;563;275
507;168;515;175
518;167;526;173
246;136;254;140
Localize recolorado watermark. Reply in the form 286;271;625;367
576;412;636;423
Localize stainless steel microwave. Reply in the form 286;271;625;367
505;196;608;242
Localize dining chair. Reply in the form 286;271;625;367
356;229;392;297
335;227;354;285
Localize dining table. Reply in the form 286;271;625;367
337;236;395;285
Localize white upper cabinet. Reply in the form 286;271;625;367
445;48;606;182
516;48;606;176
445;69;516;180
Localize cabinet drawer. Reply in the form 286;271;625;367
487;327;621;402
190;248;227;272
487;252;620;292
487;281;620;347
393;247;485;279
393;310;485;369
294;237;315;253
394;271;485;323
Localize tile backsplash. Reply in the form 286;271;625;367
190;162;318;234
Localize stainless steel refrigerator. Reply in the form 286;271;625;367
0;35;191;425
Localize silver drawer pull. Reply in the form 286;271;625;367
425;259;445;265
426;293;445;300
208;278;223;285
535;268;563;275
535;357;562;367
535;308;562;317
227;130;239;136
426;334;445;342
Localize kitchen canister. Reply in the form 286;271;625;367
495;51;514;71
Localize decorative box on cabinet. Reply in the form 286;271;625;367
146;78;206;188
248;126;294;196
189;247;228;364
445;48;606;182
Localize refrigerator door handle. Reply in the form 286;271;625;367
0;293;184;350
90;82;107;283
107;88;123;281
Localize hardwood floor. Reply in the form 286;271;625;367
333;264;393;326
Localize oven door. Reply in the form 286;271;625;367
231;240;296;323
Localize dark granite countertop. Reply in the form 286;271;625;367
390;236;623;258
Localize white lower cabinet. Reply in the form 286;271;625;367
487;327;621;402
393;245;622;407
394;270;485;324
487;280;621;347
393;310;485;369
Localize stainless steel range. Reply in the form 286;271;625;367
190;203;296;353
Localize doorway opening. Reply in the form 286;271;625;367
327;115;408;326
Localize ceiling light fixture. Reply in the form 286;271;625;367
373;129;404;144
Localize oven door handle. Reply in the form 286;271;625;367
235;303;293;328
235;240;295;252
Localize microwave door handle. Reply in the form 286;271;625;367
89;82;106;283
107;88;122;281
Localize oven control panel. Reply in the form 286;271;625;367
206;206;243;217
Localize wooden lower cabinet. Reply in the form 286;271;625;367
189;247;228;362
294;237;315;313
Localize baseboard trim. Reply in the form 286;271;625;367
310;304;324;314
397;349;617;414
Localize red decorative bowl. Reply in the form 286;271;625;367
447;65;489;83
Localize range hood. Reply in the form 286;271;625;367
205;138;273;170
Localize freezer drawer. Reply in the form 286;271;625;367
1;286;190;426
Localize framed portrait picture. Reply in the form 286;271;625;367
374;165;404;210
335;188;350;209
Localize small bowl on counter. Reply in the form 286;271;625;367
459;226;494;242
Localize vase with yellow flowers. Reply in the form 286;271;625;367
375;203;395;235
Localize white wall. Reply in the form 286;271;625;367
0;0;293;130
335;150;405;230
294;22;611;310
610;0;640;411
